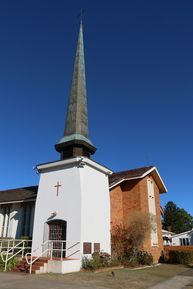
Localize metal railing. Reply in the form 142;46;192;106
0;239;32;272
0;239;31;253
26;240;80;274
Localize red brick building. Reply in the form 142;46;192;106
109;166;167;262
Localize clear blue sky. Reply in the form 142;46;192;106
0;0;192;214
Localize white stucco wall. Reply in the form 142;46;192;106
1;207;9;238
47;259;81;274
7;205;21;238
32;157;112;260
32;161;82;256
80;164;111;254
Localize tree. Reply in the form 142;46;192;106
111;211;152;260
163;201;193;234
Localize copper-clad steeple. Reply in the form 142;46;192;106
55;22;96;159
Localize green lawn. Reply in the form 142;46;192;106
38;264;190;289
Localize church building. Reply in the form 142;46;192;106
0;22;167;273
109;166;167;262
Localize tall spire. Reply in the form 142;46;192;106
55;22;96;160
64;21;89;139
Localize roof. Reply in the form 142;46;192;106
162;229;175;235
171;229;193;238
109;166;167;193
0;186;38;204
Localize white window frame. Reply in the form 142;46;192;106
147;178;158;247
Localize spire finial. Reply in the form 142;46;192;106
78;8;84;24
55;20;96;160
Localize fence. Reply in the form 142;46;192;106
163;246;193;251
0;239;32;271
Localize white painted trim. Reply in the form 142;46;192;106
36;157;113;175
147;178;158;246
152;167;168;192
109;176;143;189
171;229;193;238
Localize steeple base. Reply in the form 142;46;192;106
55;140;96;160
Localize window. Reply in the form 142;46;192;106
180;238;189;246
21;204;34;237
147;178;158;246
0;207;11;238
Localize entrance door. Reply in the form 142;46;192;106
48;220;67;258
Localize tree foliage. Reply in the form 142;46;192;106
163;201;193;234
111;211;152;259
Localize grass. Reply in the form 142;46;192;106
37;264;190;289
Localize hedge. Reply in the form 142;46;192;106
162;250;193;265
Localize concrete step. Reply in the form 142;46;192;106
12;257;48;274
13;256;79;274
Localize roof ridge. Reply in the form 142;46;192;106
112;165;154;175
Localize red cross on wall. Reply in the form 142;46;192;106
54;181;62;196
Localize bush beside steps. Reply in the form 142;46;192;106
82;250;153;271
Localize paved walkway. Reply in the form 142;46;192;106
148;269;193;289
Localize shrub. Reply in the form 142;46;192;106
122;248;138;267
137;250;153;265
0;255;4;270
0;255;19;271
121;248;153;267
6;256;19;271
166;250;193;265
111;225;131;261
94;252;111;267
82;252;111;270
20;236;32;253
82;256;93;270
125;211;152;249
111;211;152;260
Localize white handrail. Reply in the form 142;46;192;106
1;239;32;272
26;248;49;274
25;240;66;273
0;239;32;252
26;240;80;274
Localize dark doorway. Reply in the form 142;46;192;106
48;220;67;258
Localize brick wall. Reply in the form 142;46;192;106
110;175;163;263
110;185;124;228
122;179;141;225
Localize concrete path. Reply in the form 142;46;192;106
148;269;193;289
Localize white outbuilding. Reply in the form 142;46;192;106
171;229;193;246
